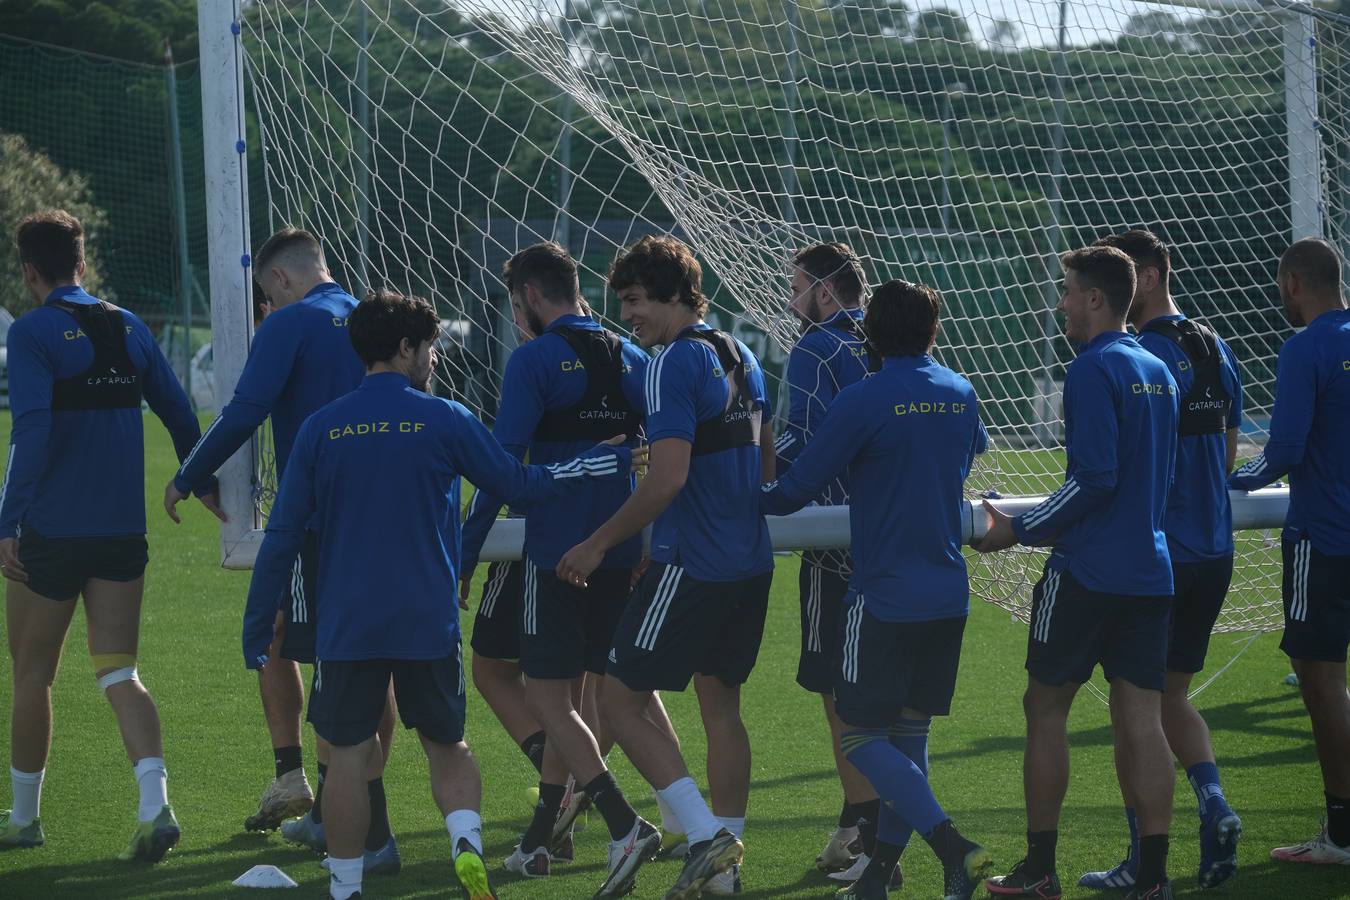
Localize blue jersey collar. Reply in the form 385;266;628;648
1084;329;1132;351
361;371;412;390
44;284;97;305
675;322;712;340
819;308;863;329
302;281;344;300
1139;313;1185;331
882;353;932;370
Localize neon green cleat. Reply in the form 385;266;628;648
117;805;180;863
455;839;498;900
0;811;44;849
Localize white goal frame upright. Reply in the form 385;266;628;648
197;0;1306;571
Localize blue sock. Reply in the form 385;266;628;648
1125;806;1140;862
842;728;946;840
880;717;932;851
1186;762;1230;820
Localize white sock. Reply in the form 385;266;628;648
9;768;43;826
327;855;363;900
446;808;483;857
715;816;745;839
657;777;719;845
132;757;168;822
655;788;684;834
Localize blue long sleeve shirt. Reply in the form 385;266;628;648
775;308;871;505
1136;315;1244;562
1229;308;1350;554
174;282;364;493
760;355;986;622
241;372;633;667
645;325;773;582
0;285;211;539
1013;331;1178;596
460;314;648;571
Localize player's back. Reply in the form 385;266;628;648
840;356;984;621
1055;332;1179;594
1278;308;1350;552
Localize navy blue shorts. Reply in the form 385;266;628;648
1279;536;1350;664
470;561;524;661
1167;555;1233;674
797;552;852;694
307;648;466;747
521;561;630;680
1025;564;1171;692
18;528;147;602
607;563;773;692
279;531;319;664
833;592;966;727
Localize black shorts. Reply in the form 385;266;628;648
1279;537;1350;663
797;553;852;694
470;561;524;661
1167;555;1234;674
1025;564;1171;692
18;528;148;602
834;592;966;727
307;648;466;747
521;561;630;680
607;563;773;692
279;531;319;664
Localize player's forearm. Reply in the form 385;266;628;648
174;401;268;492
0;414;52;539
1012;476;1113;545
1228;447;1294;491
241;529;304;667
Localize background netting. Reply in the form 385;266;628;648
241;0;1350;633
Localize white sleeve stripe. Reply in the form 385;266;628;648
1023;478;1080;528
179;415;225;474
0;445;16;514
645;346;668;415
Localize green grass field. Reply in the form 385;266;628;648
0;414;1345;899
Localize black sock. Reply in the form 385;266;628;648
838;798;859;829
1026;829;1058;877
867;838;904;882
521;782;566;852
584;771;639;841
274;745;302;779
1136;834;1169;887
311;763;327;824
519;731;547;774
855;799;881;855
1326;793;1350;848
924;819;974;869
365;778;392;851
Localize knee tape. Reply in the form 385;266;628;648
95;655;139;691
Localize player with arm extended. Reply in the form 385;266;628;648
0;211;217;859
1228;238;1350;865
167;229;400;859
777;242;886;880
978;246;1181;900
760;280;992;900
241;288;638;900
1079;230;1244;890
460;242;665;893
557;235;775;899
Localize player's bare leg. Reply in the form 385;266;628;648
422;736;493;900
249;613;313;831
1269;658;1350;864
1110;677;1175;891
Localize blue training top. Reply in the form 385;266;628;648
1230;308;1350;555
461;314;648;572
0;285;211;539
1014;331;1179;596
645;324;773;582
761;354;986;622
241;372;633;667
173;281;364;493
1136;314;1244;562
775;308;872;505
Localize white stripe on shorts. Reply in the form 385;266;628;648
635;565;683;650
1034;569;1061;643
841;596;864;683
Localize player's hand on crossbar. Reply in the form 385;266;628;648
975;498;1018;553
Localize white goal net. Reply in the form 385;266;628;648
215;0;1350;633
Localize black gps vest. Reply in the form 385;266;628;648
1142;317;1232;437
682;329;762;457
807;313;881;375
49;299;143;411
533;326;641;443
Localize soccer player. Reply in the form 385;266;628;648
557;235;774;898
241;288;638;900
460;241;663;892
165;228;399;866
775;242;884;879
979;245;1180;900
1082;230;1243;889
760;279;992;900
1229;237;1350;864
0;210;215;859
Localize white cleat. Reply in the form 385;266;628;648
244;769;313;832
828;852;870;882
817;825;862;872
595;817;660;897
704;862;742;894
502;844;552;877
1270;826;1350;865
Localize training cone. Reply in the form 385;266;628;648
232;864;299;888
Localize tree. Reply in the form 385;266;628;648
0;133;108;315
912;6;971;43
826;0;910;39
0;0;198;63
986;18;1020;48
